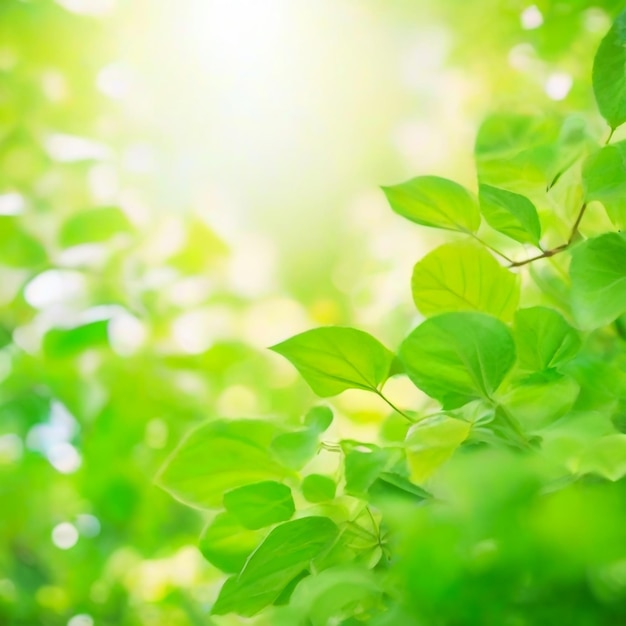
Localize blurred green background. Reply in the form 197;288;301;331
0;1;623;624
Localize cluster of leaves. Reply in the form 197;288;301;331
158;10;626;624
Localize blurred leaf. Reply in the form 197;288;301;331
513;307;581;372
582;141;626;229
411;241;519;320
0;217;46;268
399;312;516;409
59;206;132;247
304;405;333;432
270;327;394;397
382;176;480;233
212;517;339;616
580;434;626;480
199;513;262;573
478;184;541;245
42;320;109;358
271;429;319;471
301;474;336;503
223;481;294;530
570;233;626;329
592;9;626;130
157;420;290;508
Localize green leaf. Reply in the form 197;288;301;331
271;430;319;471
43;320;110;358
270;327;394;397
411;241;520;321
199;513;262;573
212;517;339;616
223;481;295;530
343;445;390;496
381;175;480;233
580;434;626;481
0;217;46;268
478;184;541;245
399;312;516;409
582;141;626;229
368;472;431;504
157;420;290;508
513;307;581;372
301;474;336;503
304;406;333;432
405;415;471;483
59;206;133;248
592;10;626;130
570;233;626;330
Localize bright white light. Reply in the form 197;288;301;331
48;442;82;474
545;72;573;101
55;0;114;16
52;522;79;550
24;270;86;309
45;134;110;163
68;616;94;626
108;311;146;357
0;192;25;215
96;63;133;100
521;5;543;30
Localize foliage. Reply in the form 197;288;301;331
155;10;626;624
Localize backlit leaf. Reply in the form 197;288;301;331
224;481;295;530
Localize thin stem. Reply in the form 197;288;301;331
606;127;616;145
374;389;415;423
566;202;588;244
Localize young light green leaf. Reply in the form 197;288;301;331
405;415;471;483
478;184;541;245
399;312;516;409
270;429;319;471
301;474;336;503
570;233;626;330
270;327;394;397
344;446;390;496
0;217;47;268
212;517;339;616
513;307;581;372
592;10;626;130
582;141;626;229
223;481;295;530
381;175;480;233
580;434;626;481
304;405;333;432
411;241;520;321
157;420;289;508
199;512;262;573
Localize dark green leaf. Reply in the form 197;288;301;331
382;175;480;233
411;241;519;321
224;481;294;530
270;327;394;397
399;312;516;409
592;10;626;130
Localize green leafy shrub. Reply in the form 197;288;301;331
157;11;626;625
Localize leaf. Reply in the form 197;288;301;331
368;472;431;504
580;435;626;481
43;320;110;358
59;206;133;248
592;10;626;130
478;184;541;245
270;327;394;397
411;241;520;321
582;141;626;229
304;406;333;432
570;233;626;330
301;474;336;503
223;481;295;530
271;430;319;471
0;217;47;268
399;312;516;409
343;446;390;496
157;420;290;508
212;517;339;616
405;416;471;483
513;307;581;372
381;175;480;233
199;513;262;573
